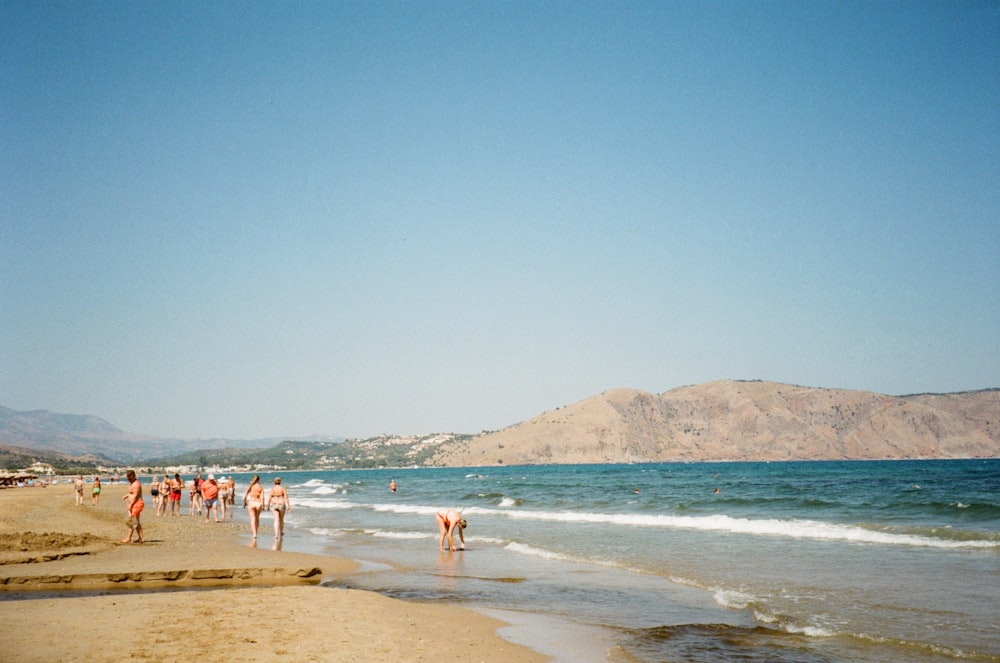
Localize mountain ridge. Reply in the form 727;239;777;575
0;405;307;463
430;380;1000;465
2;380;998;467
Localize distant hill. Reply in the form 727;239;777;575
430;381;1000;466
0;406;321;463
0;442;110;474
145;434;466;471
5;381;998;469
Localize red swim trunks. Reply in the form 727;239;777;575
129;499;145;517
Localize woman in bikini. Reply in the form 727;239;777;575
217;476;229;521
157;475;171;516
91;476;101;505
243;475;265;543
267;477;291;540
436;509;467;551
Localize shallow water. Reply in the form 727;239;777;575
232;460;1000;662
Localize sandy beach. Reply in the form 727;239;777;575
0;481;547;662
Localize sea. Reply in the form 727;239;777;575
227;459;999;662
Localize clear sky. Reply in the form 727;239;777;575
2;1;998;440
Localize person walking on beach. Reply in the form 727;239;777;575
189;473;203;516
157;475;170;516
227;476;236;508
243;475;265;543
121;469;144;543
267;477;290;540
74;475;85;506
169;473;183;516
91;476;101;505
436;509;467;552
149;475;160;511
201;474;221;523
217;476;229;520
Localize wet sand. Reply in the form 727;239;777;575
0;482;547;662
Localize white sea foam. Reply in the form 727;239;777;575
310;485;341;495
307;527;342;538
465;507;998;549
498;497;517;508
504;541;632;573
301;479;327;487
368;529;431;540
294;497;354;510
713;588;756;610
506;541;576;562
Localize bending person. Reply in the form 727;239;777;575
436;509;467;551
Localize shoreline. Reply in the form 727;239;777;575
0;483;549;662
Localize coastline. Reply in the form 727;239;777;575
0;482;548;662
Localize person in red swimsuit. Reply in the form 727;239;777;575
436;509;467;551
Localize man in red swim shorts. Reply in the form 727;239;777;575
122;469;144;543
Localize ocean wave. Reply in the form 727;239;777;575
504;541;632;572
713;588;757;611
306;527;343;538
295;497;354;510
469;507;1000;549
310;485;343;495
505;541;577;562
367;529;431;540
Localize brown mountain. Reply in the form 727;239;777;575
430;380;1000;466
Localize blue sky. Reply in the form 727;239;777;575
2;1;997;440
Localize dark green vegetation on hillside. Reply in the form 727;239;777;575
141;434;472;470
0;444;108;474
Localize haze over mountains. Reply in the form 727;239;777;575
2;381;998;467
0;405;323;464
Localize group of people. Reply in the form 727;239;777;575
73;475;111;506
242;475;290;544
147;473;236;520
116;471;467;553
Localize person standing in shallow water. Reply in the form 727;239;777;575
267;477;290;540
217;476;229;521
121;469;144;543
436;509;467;551
243;475;265;544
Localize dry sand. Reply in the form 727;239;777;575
0;482;548;662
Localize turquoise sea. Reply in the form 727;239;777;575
235;459;999;662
